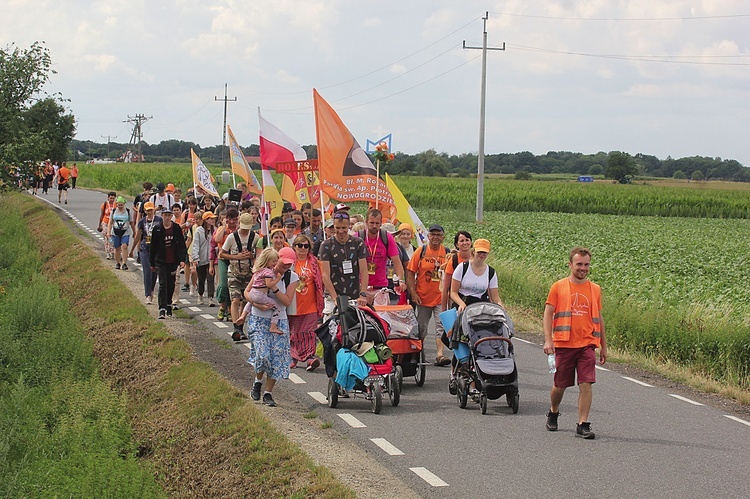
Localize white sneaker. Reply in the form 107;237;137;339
145;296;152;305
197;296;204;305
189;286;195;297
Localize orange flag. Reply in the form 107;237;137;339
313;89;394;214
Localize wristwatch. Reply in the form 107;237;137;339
359;292;367;298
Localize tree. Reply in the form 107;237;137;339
605;151;638;184
415;149;449;177
1;42;74;189
589;164;604;176
672;170;686;179
691;170;704;181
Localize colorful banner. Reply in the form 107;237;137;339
258;110;324;208
312;88;394;212
191;149;219;198
227;124;262;194
261;166;284;220
385;173;429;245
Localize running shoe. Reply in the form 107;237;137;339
115;263;121;270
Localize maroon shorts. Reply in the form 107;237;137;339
553;346;596;388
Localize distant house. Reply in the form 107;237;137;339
577;176;594;182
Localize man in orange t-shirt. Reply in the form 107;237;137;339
543;247;608;439
406;224;450;366
56;163;71;204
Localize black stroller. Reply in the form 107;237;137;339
315;297;400;414
452;302;519;414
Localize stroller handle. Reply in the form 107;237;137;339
473;336;513;348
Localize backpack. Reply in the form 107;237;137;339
457;260;496;305
338;306;389;349
230;231;257;277
416;244;450;263
358;228;390;255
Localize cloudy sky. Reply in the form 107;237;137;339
3;1;749;165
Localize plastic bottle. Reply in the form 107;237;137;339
547;354;557;374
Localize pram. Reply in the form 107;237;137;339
316;296;401;414
376;303;426;389
451;302;519;414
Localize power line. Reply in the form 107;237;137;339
490;10;750;21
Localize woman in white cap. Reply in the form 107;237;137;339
107;195;135;271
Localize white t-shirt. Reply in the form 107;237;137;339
252;270;299;320
452;262;498;298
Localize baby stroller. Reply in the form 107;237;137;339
316;296;401;414
452;302;519;414
376;303;426;389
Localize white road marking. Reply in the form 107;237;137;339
668;394;704;406
201;314;214;319
243;343;252;350
188;307;202;312
213;322;229;329
595;365;610;371
410;467;448;487
622;376;653;387
337;413;366;428
288;373;306;384
179;299;190;304
308;391;328;404
723;415;750;427
370;438;404;455
514;337;533;344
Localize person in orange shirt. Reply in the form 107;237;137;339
543;247;608;440
406;224;451;367
56;163;71;204
70;163;78;188
287;234;323;371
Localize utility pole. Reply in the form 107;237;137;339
101;135;117;158
464;12;504;222
215;83;237;170
124;114;152;162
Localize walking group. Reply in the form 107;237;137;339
96;181;608;434
30;160;78;203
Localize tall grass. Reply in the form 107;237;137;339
0;198;164;497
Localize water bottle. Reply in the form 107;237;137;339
547;354;557;374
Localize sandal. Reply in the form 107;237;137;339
434;355;451;367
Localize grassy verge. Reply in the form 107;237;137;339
2;192;352;497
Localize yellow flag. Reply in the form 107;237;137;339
227;125;262;194
385;173;429;245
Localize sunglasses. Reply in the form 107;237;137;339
333;212;350;220
294;243;310;249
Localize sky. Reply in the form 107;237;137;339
2;1;749;166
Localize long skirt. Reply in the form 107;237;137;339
247;315;290;381
288;313;319;362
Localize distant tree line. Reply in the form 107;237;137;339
69;138;750;182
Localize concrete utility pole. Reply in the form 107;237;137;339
464;12;504;223
101;135;117;158
124;114;152;162
215;83;237;170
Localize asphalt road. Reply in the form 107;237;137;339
39;187;750;498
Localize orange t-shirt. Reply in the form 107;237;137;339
407;245;448;308
58;167;70;183
293;259;317;315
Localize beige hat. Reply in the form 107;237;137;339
239;213;255;230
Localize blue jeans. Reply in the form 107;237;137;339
140;246;157;297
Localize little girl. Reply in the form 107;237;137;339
237;248;283;334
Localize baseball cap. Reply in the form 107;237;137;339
116;196;127;204
473;239;491;253
428;224;444;233
156;182;165;192
278;246;296;264
143;201;155;211
165;183;175;193
324;219;334;228
202;211;217;221
334;203;350;213
239;213;255;230
222;192;229;200
394;222;414;236
283;218;297;227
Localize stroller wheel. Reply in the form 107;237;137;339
395;365;404;393
415;350;426;387
457;379;468;409
388;374;400;407
506;392;513;407
327;378;339;408
480;394;488;415
511;392;520;414
371;383;383;414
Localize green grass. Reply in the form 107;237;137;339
0;197;164;498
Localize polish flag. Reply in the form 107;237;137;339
258;109;308;207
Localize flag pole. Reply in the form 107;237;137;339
375;159;380;209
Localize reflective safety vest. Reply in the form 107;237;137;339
551;278;602;348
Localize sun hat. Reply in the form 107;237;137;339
473;239;491;253
202;211;217;221
239;213;254;230
143;201;155;211
278;246;296;264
